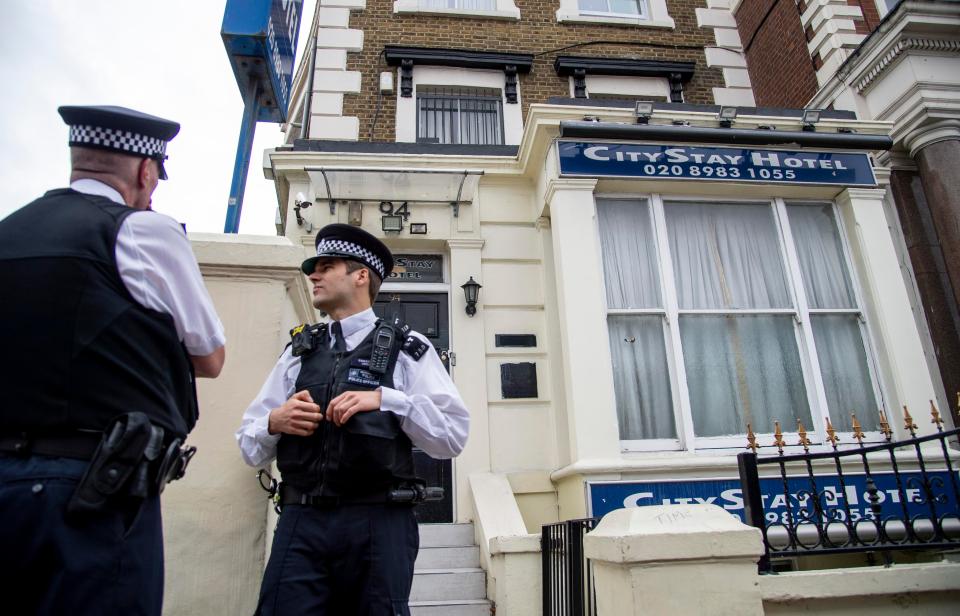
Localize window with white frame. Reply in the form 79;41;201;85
577;75;670;102
597;197;882;450
557;0;674;27
420;0;496;9
394;0;520;19
578;0;646;18
417;86;504;145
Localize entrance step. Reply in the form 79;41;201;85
410;568;486;601
412;523;492;615
418;522;476;547
415;545;480;570
409;599;492;616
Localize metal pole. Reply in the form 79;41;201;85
300;0;320;140
223;78;261;233
737;452;771;573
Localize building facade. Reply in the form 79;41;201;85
247;0;958;610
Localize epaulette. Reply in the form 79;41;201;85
402;334;430;361
290;322;327;357
390;316;411;337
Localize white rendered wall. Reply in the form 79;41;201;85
162;234;313;616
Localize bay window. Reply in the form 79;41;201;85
598;197;882;450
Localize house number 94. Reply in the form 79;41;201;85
379;201;411;220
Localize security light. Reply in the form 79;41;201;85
634;101;654;124
718;106;738;128
381;215;403;233
802;109;822;132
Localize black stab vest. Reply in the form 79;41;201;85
277;321;416;496
0;189;198;438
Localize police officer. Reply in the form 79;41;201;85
0;105;226;615
237;224;469;615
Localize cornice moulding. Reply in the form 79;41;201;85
855;37;960;94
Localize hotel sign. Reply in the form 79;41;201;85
588;473;959;523
389;254;443;283
558;141;877;187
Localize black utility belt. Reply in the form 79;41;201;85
279;484;401;508
0;431;102;460
2;414;197;517
278;483;444;509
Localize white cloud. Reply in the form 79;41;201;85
0;0;314;235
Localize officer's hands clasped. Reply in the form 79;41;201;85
326;389;381;427
269;389;384;435
268;390;323;436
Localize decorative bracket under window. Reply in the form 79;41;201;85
400;59;414;98
668;73;684;103
504;65;519;104
573;68;587;99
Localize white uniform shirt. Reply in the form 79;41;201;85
70;179;226;357
236;307;469;466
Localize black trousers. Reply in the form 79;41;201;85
0;453;164;616
255;503;419;616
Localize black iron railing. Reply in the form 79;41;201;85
737;403;960;572
542;518;598;616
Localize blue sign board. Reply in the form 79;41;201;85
558;141;877;187
588;472;960;524
221;0;304;233
222;0;304;123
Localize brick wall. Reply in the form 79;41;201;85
734;0;818;108
849;0;882;33
341;0;725;142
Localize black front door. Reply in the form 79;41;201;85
373;292;453;523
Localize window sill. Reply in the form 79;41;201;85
555;10;675;29
394;2;521;20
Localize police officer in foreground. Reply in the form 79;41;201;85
0;105;226;615
237;224;469;615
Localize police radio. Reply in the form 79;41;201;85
368;323;395;374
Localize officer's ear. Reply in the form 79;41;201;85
353;265;369;288
136;158;153;189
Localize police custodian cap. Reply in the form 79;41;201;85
301;224;394;281
58;105;180;180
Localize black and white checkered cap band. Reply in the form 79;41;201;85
316;238;385;279
69;125;167;159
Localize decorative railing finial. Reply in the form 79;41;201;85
903;405;918;437
773;421;786;454
825;417;840;449
878;410;893;441
746;423;759;453
930;400;944;431
797;420;812;452
851;414;865;444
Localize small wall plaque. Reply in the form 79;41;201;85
501;362;538;399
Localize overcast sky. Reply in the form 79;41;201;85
0;1;315;235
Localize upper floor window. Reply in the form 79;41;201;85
557;0;673;28
598;197;882;450
578;0;646;18
394;0;520;19
420;0;496;9
417;87;504;145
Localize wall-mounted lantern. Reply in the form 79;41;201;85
461;276;482;317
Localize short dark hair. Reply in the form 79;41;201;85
344;259;382;304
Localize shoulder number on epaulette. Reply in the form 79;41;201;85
391;316;411;337
402;335;429;361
